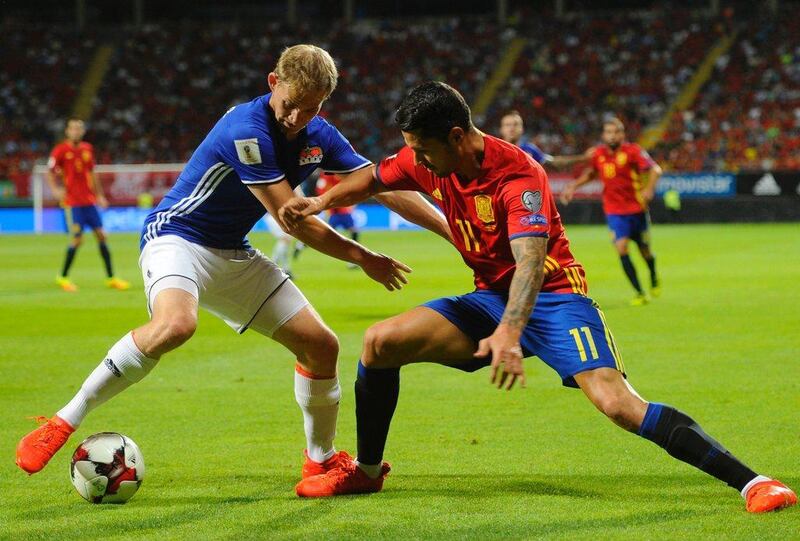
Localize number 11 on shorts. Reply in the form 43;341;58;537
569;327;598;362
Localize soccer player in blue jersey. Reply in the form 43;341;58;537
499;110;592;168
17;45;451;483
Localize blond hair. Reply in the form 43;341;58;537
274;44;338;97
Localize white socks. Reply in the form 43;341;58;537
355;461;383;479
294;365;340;464
57;332;158;428
740;475;771;499
272;239;291;271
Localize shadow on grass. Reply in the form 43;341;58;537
10;472;794;539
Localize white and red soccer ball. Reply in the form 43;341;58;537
70;432;145;504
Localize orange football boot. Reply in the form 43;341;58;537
296;460;391;497
302;449;353;479
16;415;75;474
105;277;131;291
56;277;78;292
746;480;797;513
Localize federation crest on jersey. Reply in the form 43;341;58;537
615;152;628;166
431;188;443;200
474;194;496;231
82;150;92;162
299;146;324;166
521;190;542;213
234;138;262;165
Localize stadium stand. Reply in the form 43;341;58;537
0;9;797;188
485;9;724;159
0;22;95;194
651;12;800;172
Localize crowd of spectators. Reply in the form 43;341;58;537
486;9;724;159
0;22;96;191
2;8;798;196
88;18;504;164
651;12;800;172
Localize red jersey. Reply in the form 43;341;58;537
316;173;354;215
377;135;587;294
48;141;96;206
590;142;655;215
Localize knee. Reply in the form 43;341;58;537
594;394;639;430
153;314;197;348
298;328;339;370
362;323;403;367
71;236;83;248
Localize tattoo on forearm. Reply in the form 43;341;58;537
501;237;546;330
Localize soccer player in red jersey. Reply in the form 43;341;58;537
561;118;662;305
317;172;360;268
280;82;795;512
47;118;130;292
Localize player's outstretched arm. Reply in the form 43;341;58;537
475;236;547;390
279;165;381;229
549;147;595;170
249;181;411;291
374;191;453;244
560;166;597;205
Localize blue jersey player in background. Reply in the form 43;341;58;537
499;110;592;169
17;45;452;485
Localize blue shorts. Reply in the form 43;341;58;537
606;212;650;243
328;213;355;230
64;205;103;234
423;290;625;388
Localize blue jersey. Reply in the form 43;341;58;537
519;140;552;165
141;93;370;250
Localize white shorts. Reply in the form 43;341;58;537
139;235;308;336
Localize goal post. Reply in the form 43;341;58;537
31;163;185;234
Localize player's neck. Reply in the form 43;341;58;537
455;129;486;180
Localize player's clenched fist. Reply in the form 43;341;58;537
278;196;323;230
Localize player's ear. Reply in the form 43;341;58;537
267;72;278;91
448;127;465;145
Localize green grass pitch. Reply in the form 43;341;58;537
1;224;798;540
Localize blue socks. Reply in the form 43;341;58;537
355;360;400;465
637;403;757;491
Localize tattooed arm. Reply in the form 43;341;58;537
474;236;547;390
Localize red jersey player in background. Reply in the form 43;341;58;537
561;118;662;305
47;118;129;292
317;172;360;268
279;82;794;513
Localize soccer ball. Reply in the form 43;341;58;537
70;432;145;504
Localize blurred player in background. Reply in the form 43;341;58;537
17;45;450;484
265;186;306;279
498;110;591;168
561;117;662;306
317;172;359;269
265;213;298;277
46;118;130;292
283;82;795;513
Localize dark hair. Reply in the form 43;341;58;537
395;81;472;141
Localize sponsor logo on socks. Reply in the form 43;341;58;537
104;358;122;377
